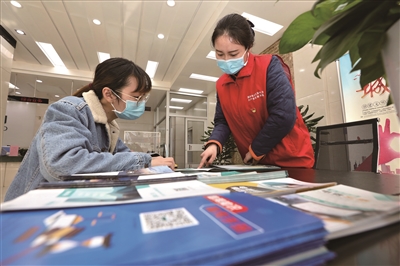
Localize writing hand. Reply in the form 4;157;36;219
198;145;218;168
379;118;400;165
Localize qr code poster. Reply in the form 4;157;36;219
140;208;199;233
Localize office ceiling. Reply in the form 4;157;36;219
2;0;315;109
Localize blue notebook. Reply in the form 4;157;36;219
0;193;332;265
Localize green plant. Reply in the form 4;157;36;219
201;122;237;165
279;0;400;88
298;105;324;150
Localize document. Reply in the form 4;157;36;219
0;180;229;211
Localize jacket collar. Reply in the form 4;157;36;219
83;90;120;153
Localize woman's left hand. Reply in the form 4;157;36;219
151;156;176;170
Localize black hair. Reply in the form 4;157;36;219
211;13;255;50
74;57;152;99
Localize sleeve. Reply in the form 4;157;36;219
37;100;152;181
250;55;297;158
206;92;231;153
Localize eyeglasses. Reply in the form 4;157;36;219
117;91;150;105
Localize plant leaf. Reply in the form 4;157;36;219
358;58;385;88
279;11;320;53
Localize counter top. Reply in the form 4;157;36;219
0;156;24;162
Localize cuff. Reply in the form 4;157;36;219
205;140;222;155
249;145;265;161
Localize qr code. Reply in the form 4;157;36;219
140;208;199;233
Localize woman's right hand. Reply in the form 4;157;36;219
151;156;176;170
198;144;218;168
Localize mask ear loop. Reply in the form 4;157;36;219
110;90;127;113
243;50;250;66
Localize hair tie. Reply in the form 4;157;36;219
88;83;93;89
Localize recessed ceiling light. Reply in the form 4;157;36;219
15;29;25;35
206;51;216;60
167;0;175;7
15;91;21;94
93;19;101;25
241;12;283;36
171;98;192;103
179;88;203;94
146;61;159;79
158;33;165;39
55;95;60;98
10;1;22;8
35;41;66;68
97;52;110;63
36;79;43;83
189;73;219;82
169;106;183;110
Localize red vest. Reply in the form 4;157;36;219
216;54;315;168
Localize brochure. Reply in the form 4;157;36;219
0;180;229;211
0;193;333;265
208;177;337;197
268;184;400;239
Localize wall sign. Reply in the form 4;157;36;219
8;95;49;104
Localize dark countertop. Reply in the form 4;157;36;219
0;156;24;162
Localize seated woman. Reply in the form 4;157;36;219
5;57;175;201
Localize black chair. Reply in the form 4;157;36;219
314;118;379;173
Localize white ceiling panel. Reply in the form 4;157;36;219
3;0;317;110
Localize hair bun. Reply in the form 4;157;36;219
247;20;255;37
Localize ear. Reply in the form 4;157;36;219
102;87;114;103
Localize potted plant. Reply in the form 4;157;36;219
278;0;399;94
299;105;324;151
201;122;237;165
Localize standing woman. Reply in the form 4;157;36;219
198;13;314;168
5;57;175;201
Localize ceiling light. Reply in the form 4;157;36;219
10;1;22;8
35;41;66;68
8;82;19;89
93;19;101;25
206;51;216;60
15;91;21;94
179;88;203;94
15;29;25;35
36;79;43;83
55;95;60;98
146;61;159;79
194;108;206;112
190;73;219;82
171;98;192;103
97;52;110;63
158;34;165;39
167;0;175;7
169;106;183;110
241;12;283;36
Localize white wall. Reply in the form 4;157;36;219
3;101;37;148
1;36;15;147
293;44;344;126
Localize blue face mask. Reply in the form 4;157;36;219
111;92;145;120
217;50;248;75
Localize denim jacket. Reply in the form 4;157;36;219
5;90;152;201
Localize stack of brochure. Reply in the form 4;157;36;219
0;193;335;265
